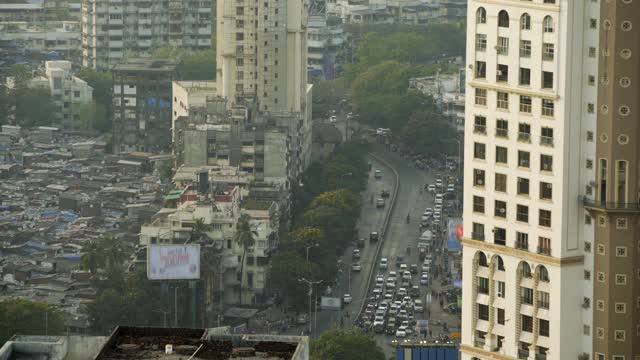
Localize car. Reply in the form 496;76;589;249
434;194;444;204
427;184;436;193
351;263;362;272
373;321;385;333
343;294;352;304
356;237;365;248
376;128;391;136
375;309;386;318
397;288;407;297
424;208;433;216
421;264;431;273
395;255;404;267
352;249;361;259
388;305;399;317
370;232;379;242
402;271;412;280
329;115;337;123
297;313;309;324
414;300;424;312
395;327;407;338
399;263;408;271
410;264;418;274
398;309;408;319
379;257;388;270
435;179;443;187
373;288;383;297
378;302;389;311
447;184;455;192
410;285;420;297
381;189;390;198
374;170;382;179
374;315;385;324
402;296;413;305
385;280;396;289
420;274;429;285
388;271;397;278
383;293;393;301
376;198;385;208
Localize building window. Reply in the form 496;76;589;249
540;182;552;200
520;13;531;30
498;10;510;28
521;315;533;332
539;209;551;227
516;232;528;250
541;154;553;172
476;7;486;24
495;173;507;192
497;65;509;82
543;16;554;33
517;177;530;195
474;169;486;187
615;302;626;313
584;270;591;280
475;88;487;105
542;99;555;117
472;223;485;241
518;151;530;168
520;40;532;57
495;200;507;218
585;242;591;252
473;196;485;213
497;37;509;55
521;287;533;305
496;146;508;164
615;274;627;285
497;92;509;109
543;43;555;61
474;116;487;133
478;303;489;320
496;281;505;298
497;308;505;324
538;237;551;255
598;243;606;255
475;61;486;78
614;330;625;341
476;34;487;52
516;205;529;223
541;127;554;146
616;246;627;257
518;123;531;141
542;71;554;89
474;142;486;159
496;119;508;138
596;328;605;340
616;161;628;203
616;218;628;229
519;68;531;86
478;277;489;295
494;227;506;245
538;319;550;337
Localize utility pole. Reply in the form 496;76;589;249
298;278;322;337
174;286;179;327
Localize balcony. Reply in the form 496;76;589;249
495;128;508;138
537;246;551;256
471;232;485;241
474;337;486;349
518;132;531;142
473;124;486;134
535;354;547;360
582;196;640;213
518;349;529;360
515;240;528;251
540;136;554;146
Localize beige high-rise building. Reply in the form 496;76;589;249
216;0;310;113
461;1;640;360
81;0;213;70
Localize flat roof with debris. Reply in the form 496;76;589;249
94;326;307;360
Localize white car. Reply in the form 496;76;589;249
378;303;389;311
373;288;383;296
402;271;412;280
422;264;431;273
388;271;397;278
447;184;455;192
395;327;408;338
379;258;388;270
402;296;413;305
343;294;352;304
329;115;337;123
427;184;436;193
420;274;429;285
435;179;443;187
397;288;407;297
386;281;396;289
399;263;408;271
374;315;385;323
414;300;424;312
424;208;433;216
351;263;362;272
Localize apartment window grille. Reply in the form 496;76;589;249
541;154;553;172
518;151;530;168
543;43;554;61
475;88;487;106
521;287;534;305
497;92;509;109
520;40;531;57
495;173;507;192
516;232;528;250
540;182;552;200
472;223;485;241
474;116;487;134
539;209;552;227
615;274;627;285
497;37;509;55
473;196;485;213
516;205;529;223
476;34;487;51
615;303;626;313
538;237;551;255
496;119;508;138
474;169;485;187
474;142;486;159
542;99;555;117
541;127;554;146
518;123;531;141
616;247;627;257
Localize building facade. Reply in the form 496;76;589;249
461;2;599;360
586;2;640;359
81;0;213;70
112;58;177;153
29;60;93;130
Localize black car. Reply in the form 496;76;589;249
370;232;379;242
410;264;418;274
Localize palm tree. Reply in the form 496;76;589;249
81;241;104;274
233;214;258;303
191;218;211;242
101;236;126;269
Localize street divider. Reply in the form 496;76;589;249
357;152;400;321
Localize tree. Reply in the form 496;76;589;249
152;45;183;59
8;64;31;89
76;68;113;132
179;49;216;80
81;236;127;275
311;329;386;360
311;78;348;118
234;214;257;299
0;86;10;126
13;87;55;127
81;240;103;274
270;251;321;309
191;218;211;241
0;299;65;346
288;226;322;246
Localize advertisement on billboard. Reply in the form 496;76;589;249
320;297;342;311
147;244;200;280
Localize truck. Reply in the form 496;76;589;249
418;230;433;251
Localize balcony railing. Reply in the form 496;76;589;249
518;349;530;360
494;238;506;246
515;241;528;251
474;124;486;134
535;354;548;360
518;132;531;142
471;232;485;241
537;246;551;255
582;196;640;212
540;136;554;146
495;128;508;138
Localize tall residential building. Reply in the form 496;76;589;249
460;2;599;359
586;2;640;359
216;0;310;114
81;0;213;70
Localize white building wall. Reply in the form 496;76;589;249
461;1;597;359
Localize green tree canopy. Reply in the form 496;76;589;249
270;251;321;310
13;87;55;127
179;49;216;80
8;64;31;88
311;329;386;360
0;299;65;346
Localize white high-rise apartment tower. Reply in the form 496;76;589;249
460;1;599;359
216;0;310;113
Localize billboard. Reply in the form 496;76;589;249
320;297;341;311
147;244;200;280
